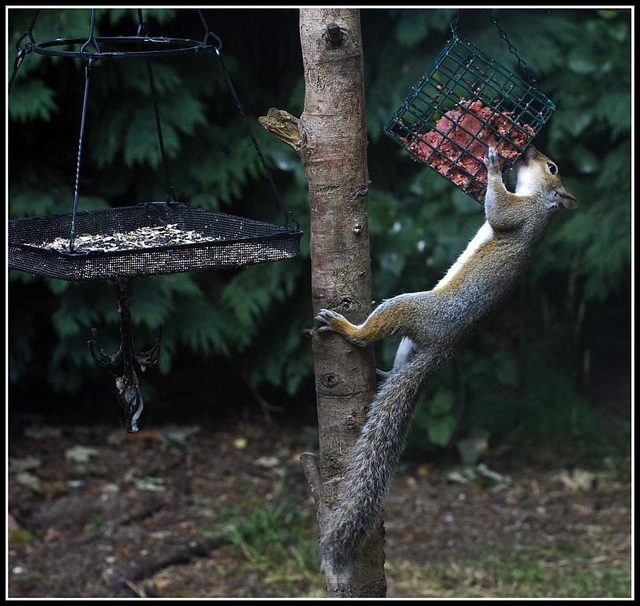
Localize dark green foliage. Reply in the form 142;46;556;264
8;9;630;460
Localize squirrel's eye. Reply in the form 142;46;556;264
547;162;557;175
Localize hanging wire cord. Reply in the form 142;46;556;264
137;9;177;205
449;9;538;87
198;10;299;231
9;9;299;233
449;10;460;38
486;9;537;87
68;9;98;254
9;9;40;91
72;9;179;252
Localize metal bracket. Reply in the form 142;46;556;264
88;278;162;433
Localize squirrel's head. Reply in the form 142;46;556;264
516;146;578;211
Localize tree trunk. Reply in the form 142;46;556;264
261;8;386;597
300;8;386;597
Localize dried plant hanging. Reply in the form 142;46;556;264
384;10;555;203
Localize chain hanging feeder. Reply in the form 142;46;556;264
9;9;302;432
384;10;556;203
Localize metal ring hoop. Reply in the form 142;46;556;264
33;36;220;60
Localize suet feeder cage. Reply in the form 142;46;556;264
384;12;555;203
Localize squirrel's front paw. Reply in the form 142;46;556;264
315;309;345;333
315;309;365;345
483;146;500;173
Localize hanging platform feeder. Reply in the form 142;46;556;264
9;11;302;282
9;203;302;282
384;10;555;203
8;9;302;432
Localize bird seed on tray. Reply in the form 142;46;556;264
35;224;223;253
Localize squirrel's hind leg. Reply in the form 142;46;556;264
376;337;418;384
393;336;418;370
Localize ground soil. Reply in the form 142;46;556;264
8;421;631;598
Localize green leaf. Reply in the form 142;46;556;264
427;414;457;447
123;109;180;167
395;12;430;48
172;299;234;357
608;22;629;42
89;106;129;168
495;352;520;387
428;389;456;415
567;55;597;75
9;80;57;121
10;191;58;218
552;110;593;138
52;291;99;338
571;146;600;174
47;279;73;295
378;250;406;277
594;91;631;138
143;9;177;25
597;10;618;20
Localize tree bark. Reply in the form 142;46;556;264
301;10;385;596
261;8;385;597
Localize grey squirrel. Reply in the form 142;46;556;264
315;145;578;579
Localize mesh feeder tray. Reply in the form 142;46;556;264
9;203;302;282
9;11;303;285
384;35;555;202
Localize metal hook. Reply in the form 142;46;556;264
79;9;97;62
136;9;148;37
197;10;222;50
9;10;40;91
88;278;162;433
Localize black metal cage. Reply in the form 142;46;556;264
384;35;556;202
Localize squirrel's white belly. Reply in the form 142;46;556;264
433;221;494;292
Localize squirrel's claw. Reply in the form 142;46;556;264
483;146;499;170
316;309;342;323
315;309;343;332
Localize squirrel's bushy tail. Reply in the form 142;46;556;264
320;348;446;577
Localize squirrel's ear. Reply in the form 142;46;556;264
555;186;578;209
